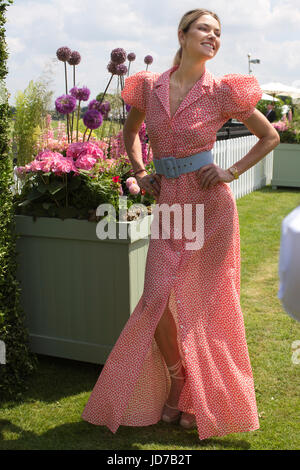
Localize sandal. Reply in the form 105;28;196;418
161;359;185;424
179;412;197;429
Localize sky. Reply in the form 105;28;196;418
4;0;300;107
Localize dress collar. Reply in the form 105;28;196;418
153;64;214;120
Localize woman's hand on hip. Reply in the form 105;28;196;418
136;172;162;200
196;164;234;189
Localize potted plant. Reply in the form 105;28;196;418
271;117;300;189
12;47;156;364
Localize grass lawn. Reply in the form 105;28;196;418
1;185;300;450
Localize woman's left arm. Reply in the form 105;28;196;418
228;108;280;178
198;109;280;189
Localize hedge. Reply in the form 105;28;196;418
0;0;37;400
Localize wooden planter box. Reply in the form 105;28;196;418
14;214;153;364
271;143;300;189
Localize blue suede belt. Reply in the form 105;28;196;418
153;150;214;179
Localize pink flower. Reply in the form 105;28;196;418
75;154;97;170
126;177;137;187
128;183;140;195
66;141;104;160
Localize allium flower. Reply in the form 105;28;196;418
88;99;102;112
56;46;72;62
144;55;153;65
115;64;128;76
107;61;118;75
69;86;90;101
83;109;103;129
127;52;136;62
99;101;111;118
55;94;77;114
68;50;81;66
125;104;131;113
111;48;127;65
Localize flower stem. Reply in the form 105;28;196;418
99;74;114;106
64;61;70;143
87;129;92;141
83;127;88;142
76;100;81;141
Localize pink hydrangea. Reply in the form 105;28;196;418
75;155;98;170
66;141;104;160
19;151;79;175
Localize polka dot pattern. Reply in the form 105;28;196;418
81;65;262;441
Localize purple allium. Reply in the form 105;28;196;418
69;86;79;98
115;64;128;76
83;109;103;129
111;47;127;65
68;50;81;66
88;99;102;112
100;101;110;113
56;46;72;62
100;101;111;118
69;86;90;101
127;52;136;62
126;104;131;113
107;61;118;75
144;55;153;65
55;94;77;114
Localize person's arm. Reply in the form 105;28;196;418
227;109;280;178
123;107;161;198
123;107;147;176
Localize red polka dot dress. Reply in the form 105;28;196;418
81;64;263;441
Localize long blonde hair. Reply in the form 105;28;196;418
173;9;221;66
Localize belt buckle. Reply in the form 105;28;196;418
161;156;180;178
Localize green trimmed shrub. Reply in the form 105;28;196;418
0;0;37;400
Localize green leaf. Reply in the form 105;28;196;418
48;180;65;195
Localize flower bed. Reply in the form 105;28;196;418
13;46;156;221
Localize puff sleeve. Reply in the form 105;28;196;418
121;71;150;113
218;74;263;122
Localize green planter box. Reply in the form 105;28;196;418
271;143;300;189
14;214;153;364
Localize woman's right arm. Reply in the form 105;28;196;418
123;107;161;199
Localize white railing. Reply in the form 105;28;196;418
214;135;273;200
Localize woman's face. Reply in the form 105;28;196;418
179;14;221;60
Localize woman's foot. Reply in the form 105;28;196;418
179;412;197;429
161;359;185;423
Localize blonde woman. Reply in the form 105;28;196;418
82;9;279;441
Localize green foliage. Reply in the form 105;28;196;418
12;79;53;166
13;156;154;222
256;97;285;121
0;0;37;400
